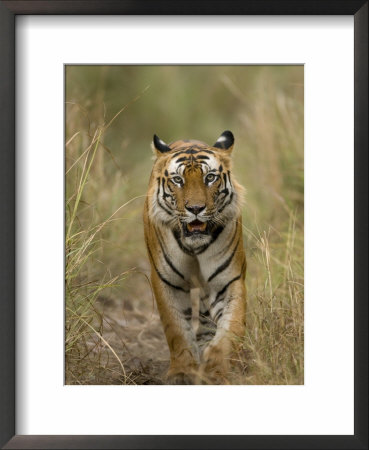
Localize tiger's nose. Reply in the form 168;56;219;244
185;204;206;215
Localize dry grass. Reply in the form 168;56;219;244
65;123;131;384
65;65;304;385
236;213;304;384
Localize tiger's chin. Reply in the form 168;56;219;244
181;220;213;249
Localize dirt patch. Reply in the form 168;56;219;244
93;264;170;385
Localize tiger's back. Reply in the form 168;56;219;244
144;131;246;384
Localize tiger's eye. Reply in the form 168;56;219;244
172;176;183;185
205;173;216;183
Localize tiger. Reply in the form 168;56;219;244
143;130;247;384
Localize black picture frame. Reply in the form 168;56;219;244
0;1;367;449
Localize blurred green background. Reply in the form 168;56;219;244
65;66;304;385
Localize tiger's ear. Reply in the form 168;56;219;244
152;134;171;155
213;130;234;152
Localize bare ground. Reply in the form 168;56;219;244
93;261;171;385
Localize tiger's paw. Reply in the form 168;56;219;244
166;362;199;385
166;369;197;385
200;345;230;385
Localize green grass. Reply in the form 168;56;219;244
65;65;304;385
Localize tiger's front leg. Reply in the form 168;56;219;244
201;279;246;384
196;292;216;352
150;269;199;384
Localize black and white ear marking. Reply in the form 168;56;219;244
213;130;234;150
153;134;171;153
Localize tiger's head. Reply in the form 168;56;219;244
148;131;244;252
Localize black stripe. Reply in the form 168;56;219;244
214;310;223;322
192;224;225;255
172;229;195;255
218;191;234;214
172;154;212;164
210;273;242;308
196;331;215;339
201;149;215;155
157;233;185;280
184;148;199;155
227;170;233;188
220;221;239;256
218;173;229;196
208;238;240;282
162;178;173;201
157;193;174;216
219;187;229;197
147;245;189;293
182;307;192;318
199;309;210;321
172;147;213;155
176;163;186;171
199;316;212;325
156;179;174;216
211;296;224;310
194;241;215;255
217;172;234;213
171;150;185;158
195;225;225;256
208;224;224;244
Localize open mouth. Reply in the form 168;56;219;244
186;220;207;234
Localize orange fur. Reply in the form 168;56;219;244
144;132;246;384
